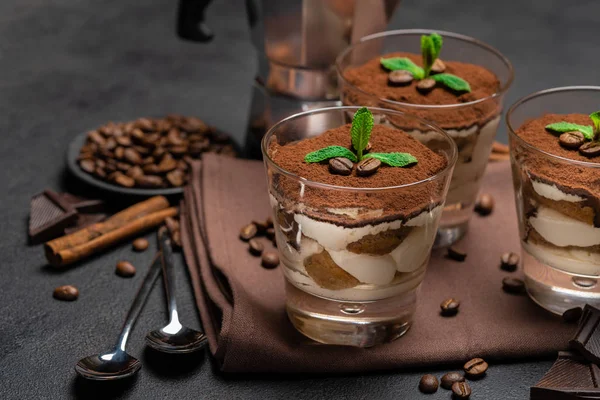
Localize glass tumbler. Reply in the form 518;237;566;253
261;106;456;347
507;86;600;315
336;29;514;247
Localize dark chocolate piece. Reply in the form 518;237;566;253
569;305;600;366
530;351;600;400
29;190;77;244
59;193;106;213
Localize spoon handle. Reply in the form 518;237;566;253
115;252;162;352
158;227;178;321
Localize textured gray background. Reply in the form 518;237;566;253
1;0;598;399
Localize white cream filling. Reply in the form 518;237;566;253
529;206;600;248
523;240;600;277
530;179;585;203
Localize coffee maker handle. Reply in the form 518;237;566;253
176;0;214;42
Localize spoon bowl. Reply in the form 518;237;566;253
75;352;141;381
146;326;208;354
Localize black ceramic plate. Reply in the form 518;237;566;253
66;131;184;196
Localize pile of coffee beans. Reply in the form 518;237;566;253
239;217;279;269
77;115;236;189
418;357;487;397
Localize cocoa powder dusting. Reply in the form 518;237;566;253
269;124;449;226
342;52;501;129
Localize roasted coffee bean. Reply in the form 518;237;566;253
53;285;79;301
143;164;161;175
418;374;438;393
116;162;131;172
158;154;178;173
417;78;436;93
266;227;275;240
475;193;494;216
502;277;525;294
124;148;142;165
95;167;107;178
240;223;258;241
133;145;150;155
115;135;132;147
248;238;264;256
447;246;467;262
88;130;106;146
261;251;280;269
170;145;189;156
126;165;144;179
329;157;354;176
166;169;185;187
441;372;465;389
114;146;125;159
579;141;600;158
116;261;136;277
451;381;471;398
113;173;135;188
135;117;154;131
464;357;488;377
104;137;117;151
388;70;413;86
266;217;273;227
440;298;460;316
356;157;381;177
95;159;106;169
431;58;446;74
559;131;585;149
252;220;269;234
132;238;149;252
500;252;519;271
562;307;583;323
135;175;164;188
80;159;96;173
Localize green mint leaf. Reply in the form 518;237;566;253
364;152;418;167
380;57;424;79
304;146;357;163
590;111;600;139
421;35;434;78
430;33;443;61
431;73;471;93
545;122;594;140
351;107;374;160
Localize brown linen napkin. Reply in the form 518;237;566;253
181;153;576;374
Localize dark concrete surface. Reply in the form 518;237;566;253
2;0;598;398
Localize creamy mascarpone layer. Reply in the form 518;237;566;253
529;206;600;248
523;240;600;277
530;178;585;203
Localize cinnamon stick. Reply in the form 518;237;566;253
45;207;178;267
46;195;169;255
492;141;510;154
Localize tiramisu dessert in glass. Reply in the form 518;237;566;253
337;30;513;247
508;86;600;315
262;106;456;346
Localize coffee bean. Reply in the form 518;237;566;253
135;118;154;132
88;130;106;146
248;238;264;256
356;157;381;177
441;298;460;316
135;175;164;188
579;141;600;158
451;381;471;398
500;252;519;272
116;261;136;277
113;173;135;188
266;217;273;228
417;78;436;93
166;169;185;187
126;165;144;179
502;277;525;294
261;251;280;269
240;223;258;241
447;246;467;262
329;157;354;176
441;372;465;389
266;227;275;240
431;59;446;74
388;70;413;86
464;357;488;378
116;135;132;147
475;193;494;216
418;374;438;394
53;285;79;301
80;159;96;174
132;238;149;252
252;220;269;234
562;307;583;323
559;131;585;150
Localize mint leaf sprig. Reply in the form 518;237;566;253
545;111;600;141
380;33;471;94
304;108;418;172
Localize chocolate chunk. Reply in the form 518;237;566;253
563;307;583;324
431;59;446;74
500;252;519;272
464;357;488;378
417;78;436;93
328;157;353;176
579;141;600;158
132;238;149;252
440;298;460;316
569;305;600;366
29;190;78;244
240;223;258;241
116;261;136;277
447;246;467;262
559;131;585;150
441;372;465;390
418;374;438;393
502;277;525;294
53;285;79;301
261;251;280;269
388;70;413;86
356;157;381;177
475;193;494;216
59;193;105;214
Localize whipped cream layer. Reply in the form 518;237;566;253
529;206;600;248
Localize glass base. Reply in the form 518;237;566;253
285;281;415;347
434;221;469;249
523;249;600;315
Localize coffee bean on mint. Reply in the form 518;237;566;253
500;252;519;271
475;193;494;216
388;70;413;86
417;78;436;93
431;59;446;74
502;277;525;294
329;157;354;176
116;261;136;277
452;381;472;398
248;238;264;256
562;307;583;323
447;246;467;262
418;374;438;393
356;157;381;177
132;238;149;252
559;131;585;149
441;372;465;389
464;357;488;378
579;141;600;158
261;251;280;269
240;223;258;241
53;285;79;301
440;298;460;316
